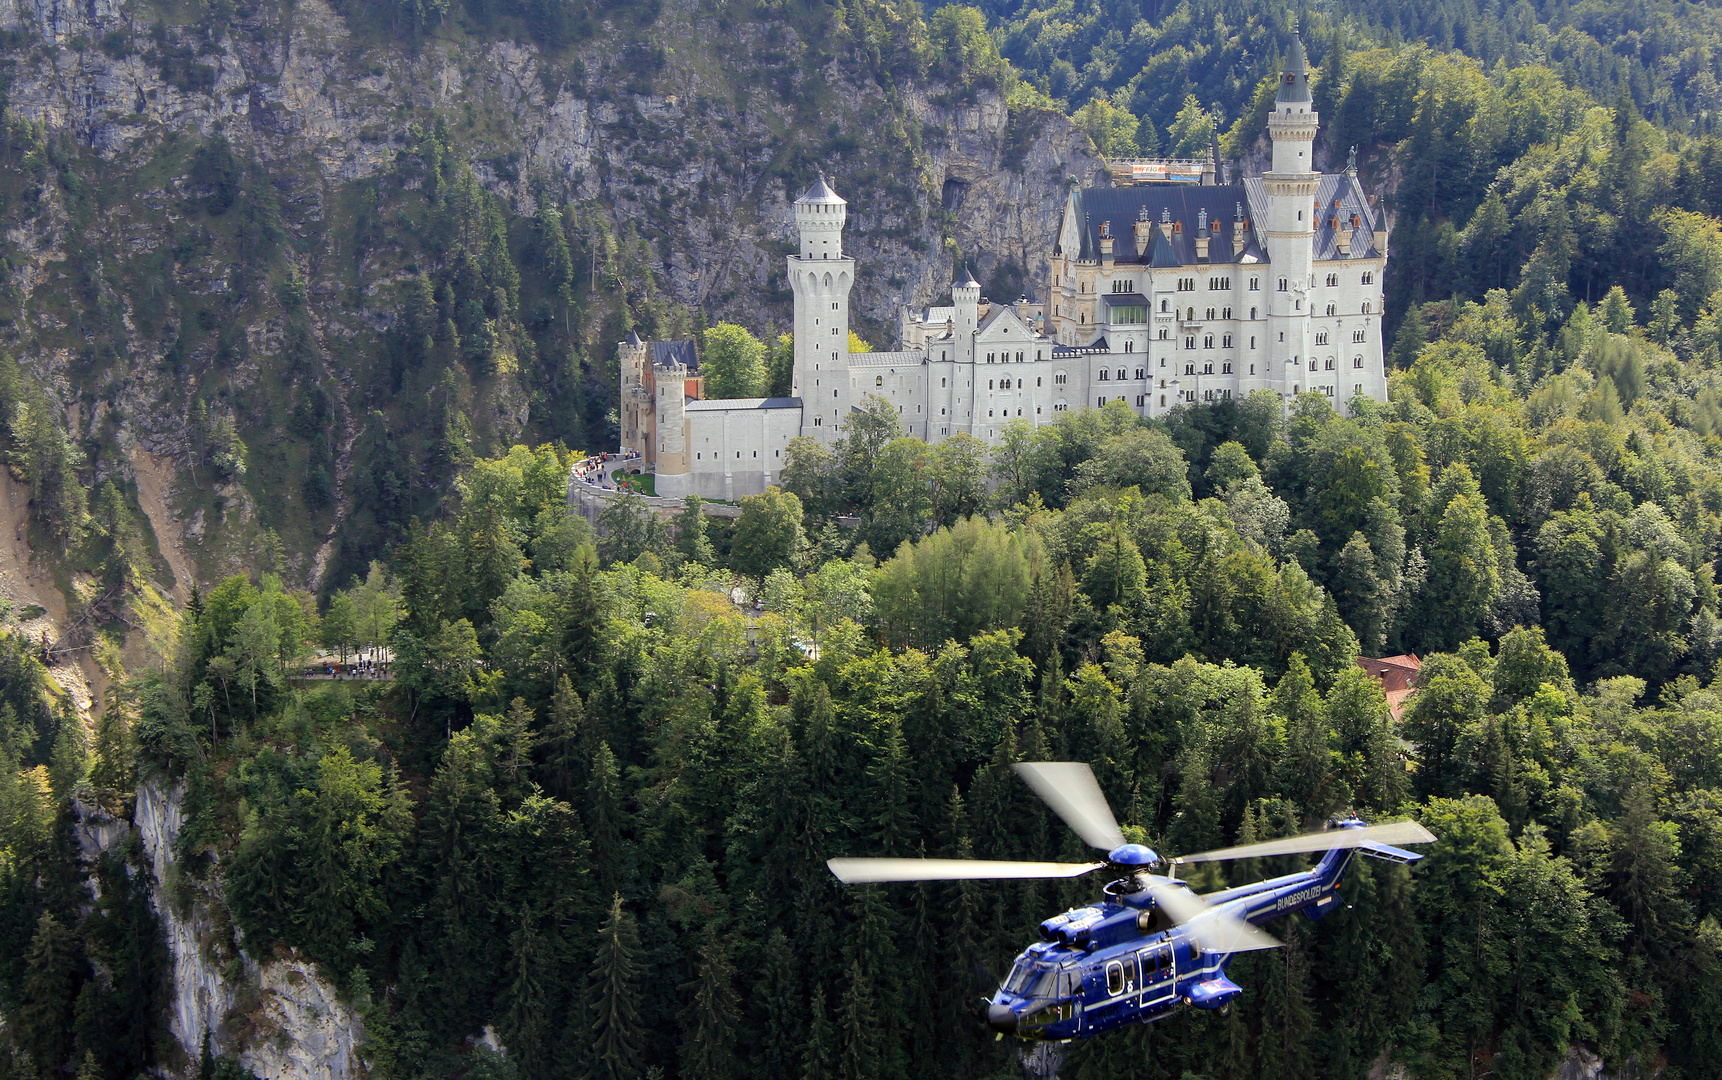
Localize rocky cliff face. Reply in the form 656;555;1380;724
127;778;366;1080
0;0;1100;337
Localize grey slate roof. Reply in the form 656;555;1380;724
1277;35;1312;103
1311;172;1382;260
651;340;699;371
625;329;643;346
1102;293;1150;307
799;176;844;203
1068;187;1269;266
954;265;981;289
685;396;803;411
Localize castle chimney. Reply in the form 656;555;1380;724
1099;220;1114;268
1134;205;1151;260
1159;207;1173;242
1195;208;1210;262
1232;202;1247;257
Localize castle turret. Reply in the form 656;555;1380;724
953;266;981;366
619;329;651;456
1264;32;1320;398
789;173;856;441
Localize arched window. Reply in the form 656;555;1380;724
875;375;883;386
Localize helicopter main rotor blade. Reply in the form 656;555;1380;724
1012;762;1127;852
1172;820;1438;865
1139;877;1282;953
827;858;1105;884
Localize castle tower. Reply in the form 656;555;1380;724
952;266;980;367
1264;32;1320;398
654;348;691;492
789;174;856;442
618;329;651;456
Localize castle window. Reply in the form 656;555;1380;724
1325;358;1335;370
1355;383;1363;394
1055;372;1067;384
1098;370;1108;381
1160;395;1166;406
988;380;995;389
1249;277;1259;290
1223;307;1232;319
1203;335;1214;349
1315;332;1328;346
1185;363;1195;375
1326;303;1336;316
815;417;822;425
1353;329;1366;343
1160;299;1168;311
1250;364;1255;374
1135;368;1145;379
1037;377;1042;386
1362;272;1375;285
1136;395;1145;406
1249;307;1257;320
1159;328;1168;339
1325;274;1338;287
876;375;883;386
1184;336;1195;349
1363;301;1372;314
1206;308;1216;320
1222;335;1232;348
1310;359;1318;371
1187;308;1195;321
1098;397;1106;407
1353;356;1363;368
1203;363;1213;374
1124;341;1133;352
1277;278;1288;292
1250;336;1256;348
1222;362;1232;374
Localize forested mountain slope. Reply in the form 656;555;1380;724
12;2;1722;1080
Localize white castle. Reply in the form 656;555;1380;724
618;36;1389;502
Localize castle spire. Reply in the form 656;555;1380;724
1277;31;1312;105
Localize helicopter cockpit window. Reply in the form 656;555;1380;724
1005;961;1059;1000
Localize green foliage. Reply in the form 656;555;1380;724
700;324;767;400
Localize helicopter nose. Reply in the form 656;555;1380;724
986;1003;1017;1034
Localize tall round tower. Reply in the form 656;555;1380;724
1264;33;1320;399
789;174;857;442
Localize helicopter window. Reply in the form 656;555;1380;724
1005;962;1059;999
1105;962;1124;996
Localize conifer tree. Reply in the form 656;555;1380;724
1255;929;1314;1080
1273;655;1332;819
19;911;84;1079
587;742;627;900
682;936;739;1080
866;718;913;854
838;958;882;1080
503;909;554;1080
757;930;802;1080
579;896;645;1080
801;983;835;1080
540;674;586;804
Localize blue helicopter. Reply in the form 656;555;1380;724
828;762;1435;1041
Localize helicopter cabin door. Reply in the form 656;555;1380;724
1137;943;1175;1010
